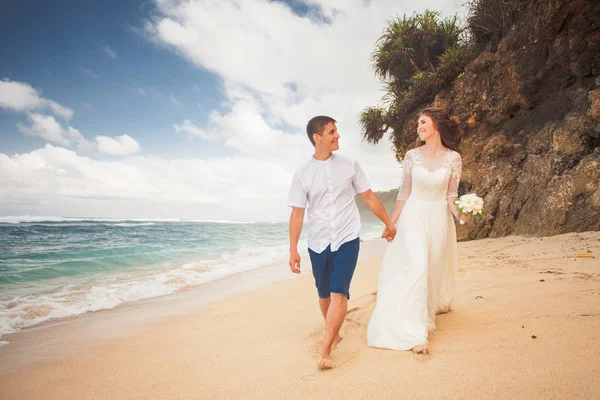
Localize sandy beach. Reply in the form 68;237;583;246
1;231;599;400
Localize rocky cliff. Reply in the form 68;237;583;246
384;0;600;240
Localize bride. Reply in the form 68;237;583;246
367;107;467;354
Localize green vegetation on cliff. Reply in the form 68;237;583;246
359;0;600;238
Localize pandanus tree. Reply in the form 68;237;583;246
360;10;473;159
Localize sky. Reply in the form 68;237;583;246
0;0;466;222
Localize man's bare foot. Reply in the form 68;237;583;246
412;343;430;355
318;342;334;369
332;335;342;348
318;358;335;370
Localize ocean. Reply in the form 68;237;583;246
0;216;384;343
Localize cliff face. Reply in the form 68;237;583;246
391;0;600;239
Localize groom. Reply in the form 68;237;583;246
287;115;396;370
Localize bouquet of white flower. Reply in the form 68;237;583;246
454;194;484;225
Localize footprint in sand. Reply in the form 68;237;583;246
540;269;564;275
574;272;596;280
344;317;363;326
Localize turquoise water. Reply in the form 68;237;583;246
0;220;286;286
0;217;384;341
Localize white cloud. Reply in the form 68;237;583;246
47;101;74;120
0;145;290;221
17;113;92;150
138;88;147;96
170;94;181;105
96;134;141;156
173;120;219;142
1;1;466;221
146;0;465;192
148;0;462;98
80;67;100;80
17;113;70;146
2;78;139;157
0;79;73;120
15;112;138;156
104;45;118;58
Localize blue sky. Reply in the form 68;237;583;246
0;0;227;159
0;0;465;221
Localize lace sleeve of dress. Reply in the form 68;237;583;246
446;151;462;201
396;151;413;201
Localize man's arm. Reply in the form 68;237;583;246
288;207;305;273
359;189;396;241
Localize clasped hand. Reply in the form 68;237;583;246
381;225;397;242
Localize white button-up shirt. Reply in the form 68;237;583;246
287;154;371;253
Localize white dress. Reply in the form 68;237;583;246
367;147;462;350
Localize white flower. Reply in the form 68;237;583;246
456;193;484;219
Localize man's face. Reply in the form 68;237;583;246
314;122;340;151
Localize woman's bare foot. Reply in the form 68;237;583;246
412;343;430;355
318;358;335;370
332;335;342;349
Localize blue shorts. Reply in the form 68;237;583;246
308;237;360;299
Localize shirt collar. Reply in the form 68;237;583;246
311;153;334;164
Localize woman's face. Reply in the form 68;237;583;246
417;114;438;142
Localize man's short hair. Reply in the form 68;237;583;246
306;116;336;146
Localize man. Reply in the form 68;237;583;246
287;115;396;370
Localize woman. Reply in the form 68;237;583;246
367;107;467;354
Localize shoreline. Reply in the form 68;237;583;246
0;238;387;376
0;232;598;399
0;221;386;344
